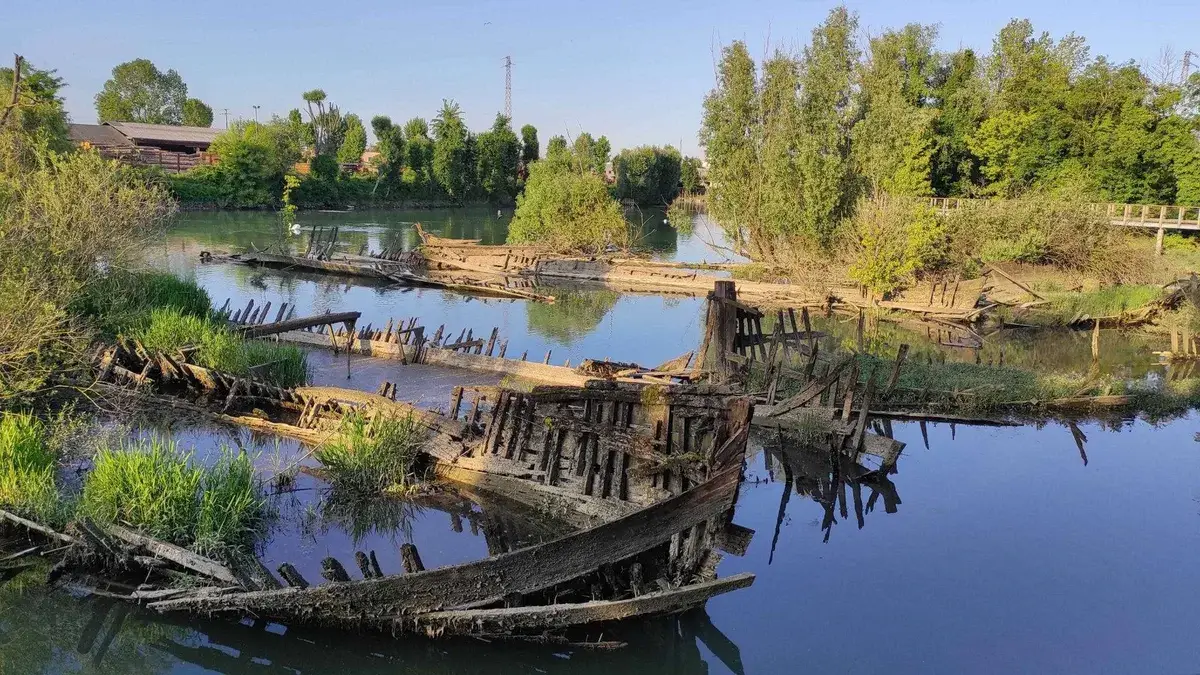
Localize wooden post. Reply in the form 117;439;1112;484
400;543;425;573
856;309;865;353
710;281;739;382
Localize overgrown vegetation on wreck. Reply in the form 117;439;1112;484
314;412;428;496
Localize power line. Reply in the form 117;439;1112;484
503;56;513;120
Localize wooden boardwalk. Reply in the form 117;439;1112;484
927;197;1200;232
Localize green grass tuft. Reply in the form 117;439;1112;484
73;271;213;337
0;413;69;526
315;412;427;496
1026;285;1166;326
78;436;267;555
132;307;308;387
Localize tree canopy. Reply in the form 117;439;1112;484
95;59;209;126
476;114;521;203
613;146;682;205
181;98;213;127
700;9;1200;261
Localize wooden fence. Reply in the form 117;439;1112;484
99;147;216;174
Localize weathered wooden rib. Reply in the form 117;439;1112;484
147;465;744;623
401;572;755;636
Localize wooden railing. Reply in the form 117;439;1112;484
925;197;1200;232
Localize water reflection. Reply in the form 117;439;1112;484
526;288;621;345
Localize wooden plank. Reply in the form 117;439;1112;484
106;524;239;586
767;358;853;417
240;312;361;339
148;466;742;620
403;573;755;635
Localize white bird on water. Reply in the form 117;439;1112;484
290;223;302;234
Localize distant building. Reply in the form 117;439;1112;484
67;122;221;172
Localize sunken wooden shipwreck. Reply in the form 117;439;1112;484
4;326;760;642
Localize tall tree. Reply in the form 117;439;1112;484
851;24;939;196
181;98;213;127
301;89;346;157
700;41;761;256
95;59;190;124
337;114;367;163
0;58;69;150
793;7;860;245
370;115;406;195
520;124;539;164
929;49;985;195
680;156;703;193
477;114;521;203
403;117;434;192
432;100;471;199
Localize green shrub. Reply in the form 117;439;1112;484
943;197;1142;281
508;161;630;253
168;167;226;206
315;411;426;495
848;195;947;296
132;307;308;386
0;413;66;526
79;437;266;555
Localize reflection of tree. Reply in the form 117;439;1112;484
526;289;620;345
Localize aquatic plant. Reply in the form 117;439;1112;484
132;307;308;386
0;413;67;526
315;411;427;496
79;436;267;555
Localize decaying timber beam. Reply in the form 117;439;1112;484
238;312;361;338
401;572;755;635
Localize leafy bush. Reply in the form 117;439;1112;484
848;196;947;296
0;413;66;525
79;437;266;555
508;160;630;253
0;143;173;403
132;307;308;386
315;412;426;495
168;167;226;206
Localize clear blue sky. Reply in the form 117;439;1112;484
12;0;1199;155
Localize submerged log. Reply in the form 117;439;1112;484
148;465;742;623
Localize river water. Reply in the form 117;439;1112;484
3;208;1198;674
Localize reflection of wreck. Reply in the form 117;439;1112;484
33;337;760;641
59;587;747;674
764;432;902;547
